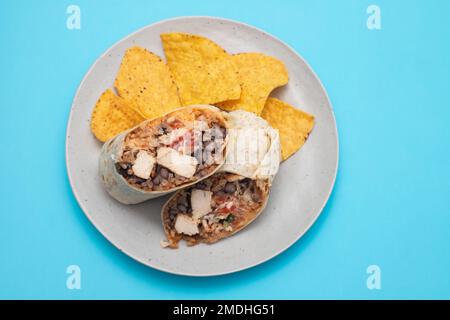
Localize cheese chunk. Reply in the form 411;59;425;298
156;147;198;178
131;151;155;179
191;189;213;220
174;214;199;236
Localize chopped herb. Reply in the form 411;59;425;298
226;214;235;223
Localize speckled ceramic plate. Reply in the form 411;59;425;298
66;16;338;276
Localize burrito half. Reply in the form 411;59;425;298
161;110;280;248
99;105;228;204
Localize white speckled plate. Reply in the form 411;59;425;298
66;16;338;276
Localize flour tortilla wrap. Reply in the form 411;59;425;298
160;110;281;248
161;172;271;248
99;105;229;204
220;110;281;183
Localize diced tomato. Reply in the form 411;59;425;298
168;118;184;129
170;129;195;153
215;203;237;214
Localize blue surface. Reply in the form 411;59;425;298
1;0;449;299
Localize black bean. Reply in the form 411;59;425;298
224;182;236;194
240;179;250;188
177;204;187;212
251;193;261;202
153;176;161;185
180;196;189;206
160;167;169;179
215;190;226;197
196;182;207;190
116;163;130;176
169;207;177;220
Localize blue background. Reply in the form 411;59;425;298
1;0;449;299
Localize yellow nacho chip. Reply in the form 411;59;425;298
218;53;288;115
90;89;145;142
261;98;315;160
161;33;241;105
114;46;181;119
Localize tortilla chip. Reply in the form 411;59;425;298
90;89;145;142
218;53;288;115
261;98;314;160
114;46;181;119
161;33;241;105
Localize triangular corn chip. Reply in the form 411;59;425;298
161;33;241;105
261;98;314;160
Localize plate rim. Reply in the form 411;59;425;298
65;15;339;277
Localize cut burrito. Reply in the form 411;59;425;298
161;110;281;248
99;105;229;204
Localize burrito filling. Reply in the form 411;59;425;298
162;173;268;248
115;109;227;191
